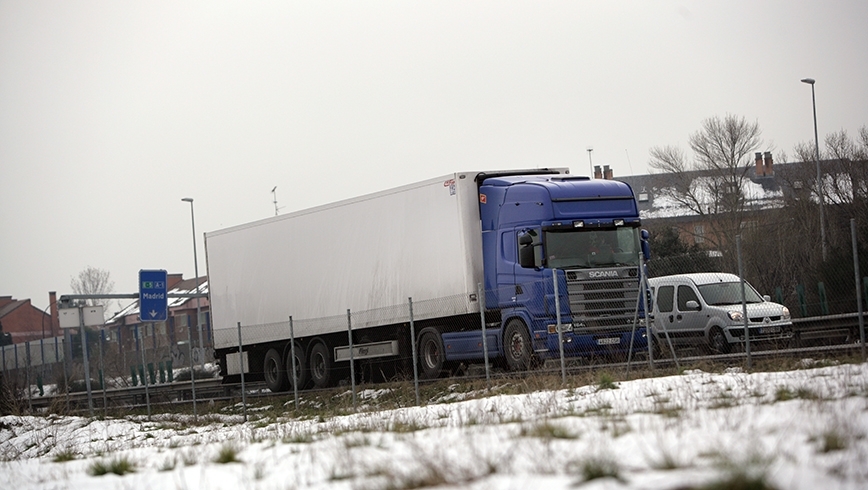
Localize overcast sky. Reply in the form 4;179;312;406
1;1;866;312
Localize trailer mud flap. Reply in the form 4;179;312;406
334;340;399;362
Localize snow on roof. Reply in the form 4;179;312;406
635;175;784;220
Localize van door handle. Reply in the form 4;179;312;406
668;315;674;322
676;314;682;321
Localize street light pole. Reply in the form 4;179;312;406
587;148;594;178
181;197;205;368
801;78;827;261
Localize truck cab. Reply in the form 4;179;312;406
472;172;649;365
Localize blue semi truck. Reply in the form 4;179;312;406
206;168;649;391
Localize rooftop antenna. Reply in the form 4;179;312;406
271;186;284;216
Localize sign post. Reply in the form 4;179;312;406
139;270;168;322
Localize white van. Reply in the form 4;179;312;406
648;273;793;353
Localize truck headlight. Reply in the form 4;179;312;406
782;307;791;320
727;311;743;322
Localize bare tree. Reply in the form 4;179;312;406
649;114;763;263
69;266;116;314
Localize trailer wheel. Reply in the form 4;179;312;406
708;327;731;354
263;348;289;392
504;319;533;371
286;342;308;391
309;341;334;389
418;327;445;379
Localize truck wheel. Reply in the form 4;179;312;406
286;342;308;391
504;319;533;371
309;341;334;389
418;327;445;379
263;348;289;392
708;327;731;354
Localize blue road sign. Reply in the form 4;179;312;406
139;269;168;322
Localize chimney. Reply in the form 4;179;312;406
167;273;184;291
603;165;613;180
49;291;59;337
755;152;764;177
763;151;774;176
593;165;602;179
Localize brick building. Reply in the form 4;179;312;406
0;292;61;344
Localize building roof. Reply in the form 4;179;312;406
0;299;27;319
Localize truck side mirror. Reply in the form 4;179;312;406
519;242;536;268
640;229;651;261
518;231;538;268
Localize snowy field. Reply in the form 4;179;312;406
2;361;868;489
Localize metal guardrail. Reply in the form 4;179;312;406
792;311;866;342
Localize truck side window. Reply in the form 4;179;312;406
677;285;701;311
657;286;674;313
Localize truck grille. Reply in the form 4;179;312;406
565;268;640;332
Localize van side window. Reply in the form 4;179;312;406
656;286;674;313
677;285;701;311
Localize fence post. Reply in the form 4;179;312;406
408;298;420;406
851;219;865;361
187;318;197;419
237;322;247;422
26;341;32;413
627;253;649;372
552;270;566;383
138;325;151;420
289;316;299;410
737;235;751;370
478;283;490;385
81;315;94;417
99;328;107;416
39;337;45;396
347;309;356;411
642;257;655;370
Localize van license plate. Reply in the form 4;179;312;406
759;326;782;334
597;337;620;345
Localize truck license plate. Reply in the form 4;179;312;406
597;337;620;346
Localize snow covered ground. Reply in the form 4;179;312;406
2;361;868;489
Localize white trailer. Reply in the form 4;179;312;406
205;172;490;390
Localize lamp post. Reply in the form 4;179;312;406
587;148;594;178
181;197;205;367
801;78;827;261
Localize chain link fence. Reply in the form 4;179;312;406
3;221;866;417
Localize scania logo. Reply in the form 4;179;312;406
588;270;619;278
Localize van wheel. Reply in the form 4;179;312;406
418;327;445;380
263;348;289;392
286;342;308;391
709;327;730;354
504;319;534;371
309;341;334;389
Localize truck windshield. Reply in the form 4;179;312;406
697;282;764;305
544;227;640;269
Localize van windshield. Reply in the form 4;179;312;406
544;227;640;269
697;282;764;305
